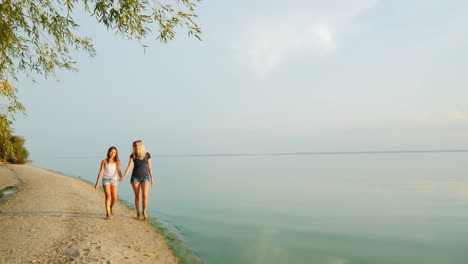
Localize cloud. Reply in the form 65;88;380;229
232;0;378;75
452;111;468;121
416;112;468;124
239;19;336;75
312;23;336;51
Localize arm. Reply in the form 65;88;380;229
147;158;154;186
95;160;105;189
120;157;134;182
116;160;123;179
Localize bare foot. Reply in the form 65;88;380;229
110;207;114;215
136;211;141;220
143;212;148;220
106;214;112;220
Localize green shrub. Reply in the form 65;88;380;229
0;135;29;164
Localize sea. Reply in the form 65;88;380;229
32;151;468;264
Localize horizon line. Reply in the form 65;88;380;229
159;149;468;157
38;149;468;159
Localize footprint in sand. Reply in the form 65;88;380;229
144;253;155;258
79;248;91;258
128;245;143;252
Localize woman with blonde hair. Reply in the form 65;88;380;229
121;140;154;220
95;146;122;220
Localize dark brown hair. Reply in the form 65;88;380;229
106;146;119;163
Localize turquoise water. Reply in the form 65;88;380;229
33;151;468;264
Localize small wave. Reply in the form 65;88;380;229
149;218;201;264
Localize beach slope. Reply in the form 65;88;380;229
0;164;180;264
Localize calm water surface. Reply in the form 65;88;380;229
34;152;468;264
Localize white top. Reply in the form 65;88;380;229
102;162;118;179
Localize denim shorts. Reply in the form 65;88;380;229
130;176;151;184
102;177;119;186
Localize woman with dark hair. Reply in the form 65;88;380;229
95;146;122;220
121;140;154;220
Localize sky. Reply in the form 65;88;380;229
12;0;468;159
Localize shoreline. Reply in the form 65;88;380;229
0;165;17;190
37;166;201;264
0;164;182;264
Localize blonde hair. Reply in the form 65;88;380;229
132;140;147;160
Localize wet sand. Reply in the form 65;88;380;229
0;164;180;264
0;163;16;189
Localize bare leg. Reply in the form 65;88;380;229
103;185;112;220
110;185;118;215
131;183;141;219
141;182;150;220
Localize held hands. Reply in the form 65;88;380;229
95;184;99;190
119;176;124;182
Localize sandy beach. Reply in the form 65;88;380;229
0;164;180;264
